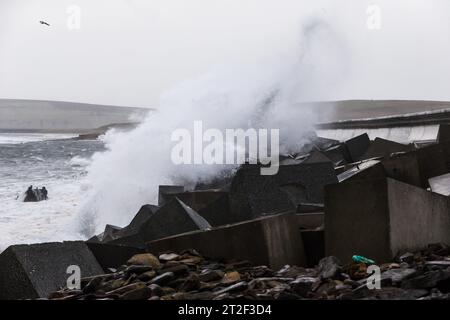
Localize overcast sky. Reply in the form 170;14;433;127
1;0;450;107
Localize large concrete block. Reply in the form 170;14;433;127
86;242;145;270
325;178;450;263
323;143;351;166
115;204;160;239
362;138;414;160
345;133;371;162
338;154;422;187
303;150;332;164
229;163;338;221
415;142;450;188
110;198;211;247
0;241;103;299
168;191;233;227
147;213;306;270
158;185;185;206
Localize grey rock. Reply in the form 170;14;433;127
150;272;175;286
317;256;341;280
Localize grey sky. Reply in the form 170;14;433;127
1;0;450;107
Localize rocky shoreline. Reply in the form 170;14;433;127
47;244;450;300
2;124;450;300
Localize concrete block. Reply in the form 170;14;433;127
158;185;184;206
116;204;159;239
345;133;370;162
325;178;450;263
86;242;145;270
323;143;351;165
303;150;332;164
110;198;211;247
101;224;123;242
339;153;422;187
229;163;338;222
146;213;306;270
362;138;414;160
438;124;450;143
429;173;450;196
0;241;103;299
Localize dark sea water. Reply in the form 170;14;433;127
0;133;104;251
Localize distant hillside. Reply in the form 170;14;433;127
300;100;450;123
0;99;151;133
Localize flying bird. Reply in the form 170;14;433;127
39;20;50;26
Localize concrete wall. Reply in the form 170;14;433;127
147;213;306;270
325;177;450;263
325;178;392;263
388;179;450;255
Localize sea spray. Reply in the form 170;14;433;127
74;16;346;237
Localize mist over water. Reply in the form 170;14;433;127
74;13;346;236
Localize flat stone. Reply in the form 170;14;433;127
214;281;248;295
148;284;163;296
127;253;161;269
291;276;317;297
138;271;157;281
125;265;153;275
317;256;341;280
222;271;241;284
198;270;224;283
159;253;180;261
399;252;415;264
425;261;450;267
381;268;418;283
150;272;175;286
159;264;189;276
106;282;147;295
119;286;152;300
402;270;450;289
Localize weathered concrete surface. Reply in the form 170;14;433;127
147;213;306;270
110;198;211;247
362;138;414;160
339;152;422;187
101;224;123;242
158;185;185;206
229;163;338;222
115;204;159;239
345;133;370;162
323;143;351;165
0;241;103;299
429;173;450;196
86;242;145;270
167;191;232;227
325;178;450;263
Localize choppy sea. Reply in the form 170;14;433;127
0;133;104;251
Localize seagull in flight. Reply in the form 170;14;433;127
39;20;50;26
